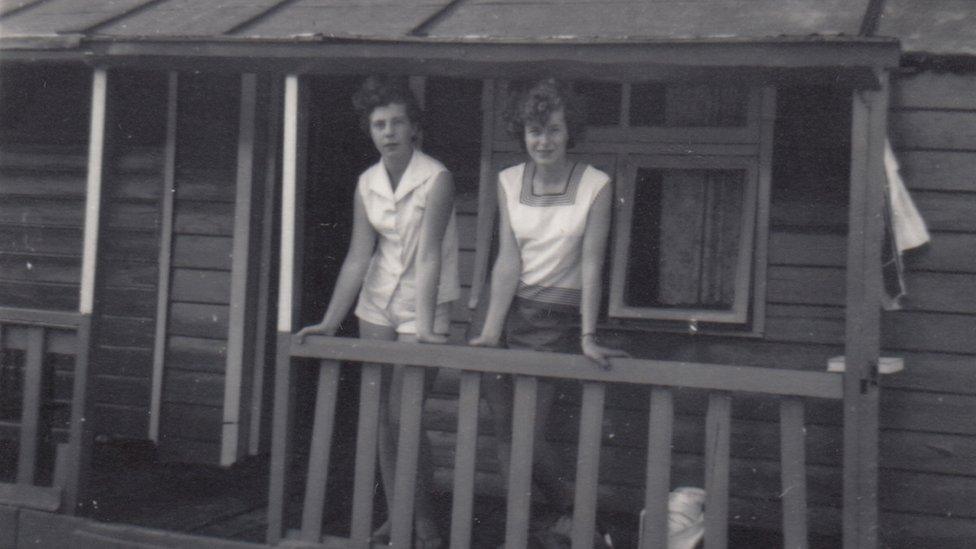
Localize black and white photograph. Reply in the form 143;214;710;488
0;1;974;547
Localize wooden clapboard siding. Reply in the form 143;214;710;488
863;69;976;544
157;72;241;464
89;70;168;441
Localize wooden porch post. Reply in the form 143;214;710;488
842;70;888;548
268;73;305;543
64;67;109;515
149;71;179;443
222;73;265;465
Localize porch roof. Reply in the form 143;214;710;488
0;0;906;72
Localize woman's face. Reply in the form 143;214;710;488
369;102;417;162
524;108;569;167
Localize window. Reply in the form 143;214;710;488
609;156;759;324
606;83;774;331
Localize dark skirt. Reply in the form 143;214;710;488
504;296;580;354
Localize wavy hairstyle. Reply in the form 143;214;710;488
505;79;586;151
351;75;423;136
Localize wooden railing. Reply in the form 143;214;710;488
0;306;84;513
268;335;842;549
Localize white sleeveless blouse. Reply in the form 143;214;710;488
357;149;460;309
498;162;610;308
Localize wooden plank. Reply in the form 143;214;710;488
172;235;233;270
166;336;227;374
896;150;976;192
0;483;61;512
0;281;78;312
174;201;236;236
169;268;232;304
168;302;230;339
467;79;496;310
150;71;179;443
704;393;732;549
390;366;426;549
295;336;844;399
571;381;605;549
299;361;340;543
0;226;82;257
504;375;537;549
752;86;776;336
267;332;294;543
890;110;976;151
894;72;976;111
16;327;44;485
249;75;283;457
449;370;480;549
911;190;976;232
92;375;150;408
162;369;225;407
223;73;261;465
0;170;86;198
174;168;237;202
842;74;887;549
158;402;223;442
781;398;809;549
640;387;672;549
0;307;80;327
64;313;94;514
0;196;85;228
350;363;381;546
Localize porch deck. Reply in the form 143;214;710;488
8;444;829;549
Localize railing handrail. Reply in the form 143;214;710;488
293;336;842;400
0;306;82;329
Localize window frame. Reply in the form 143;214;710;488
608;154;760;324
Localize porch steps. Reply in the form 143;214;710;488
70;521;269;549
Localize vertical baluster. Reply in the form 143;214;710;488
390;366;427;549
299;360;341;542
505;375;538;549
781;397;809;549
704;393;732;549
17;327;45;485
350;363;382;547
640;387;673;549
450;370;481;549
571;381;606;549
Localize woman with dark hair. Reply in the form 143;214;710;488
471;79;625;546
297;75;456;548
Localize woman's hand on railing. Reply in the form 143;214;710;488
416;331;449;344
581;335;629;370
295;321;337;343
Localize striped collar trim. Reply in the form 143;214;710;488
519;161;584;207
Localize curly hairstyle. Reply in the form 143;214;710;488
351;75;423;136
505;79;586;151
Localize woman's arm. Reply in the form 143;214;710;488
414;170;455;343
470;184;521;347
296;190;376;340
580;184;628;368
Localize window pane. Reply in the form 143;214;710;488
573;80;622;127
625;168;746;309
630;83;748;127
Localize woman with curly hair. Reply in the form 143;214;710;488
471;79;625;546
297;75;457;548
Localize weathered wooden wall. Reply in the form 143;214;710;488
156;72;241;464
89;71;168;442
